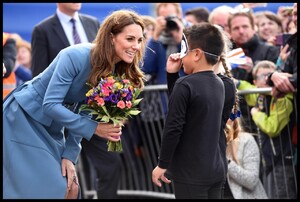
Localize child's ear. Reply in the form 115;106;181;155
194;49;202;61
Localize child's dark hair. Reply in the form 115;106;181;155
184;23;224;65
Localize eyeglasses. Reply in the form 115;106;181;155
255;73;270;80
181;48;219;59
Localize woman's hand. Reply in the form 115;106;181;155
94;122;122;142
152;16;167;41
170;17;185;44
279;44;291;63
238;56;253;73
61;158;78;191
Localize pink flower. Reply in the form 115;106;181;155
117;100;125;109
126;101;132;108
95;97;105;106
102;87;111;96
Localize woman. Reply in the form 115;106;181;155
3;9;145;199
255;11;283;46
152;23;227;199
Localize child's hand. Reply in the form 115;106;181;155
166;53;182;73
250;107;260;115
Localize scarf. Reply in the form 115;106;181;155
158;31;179;59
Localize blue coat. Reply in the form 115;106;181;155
3;43;98;199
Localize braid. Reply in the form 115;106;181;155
220;55;232;78
225;118;241;144
220;55;240;142
220;55;240;115
232;119;240;140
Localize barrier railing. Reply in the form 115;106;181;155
77;84;297;199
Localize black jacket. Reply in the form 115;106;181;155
31;13;100;77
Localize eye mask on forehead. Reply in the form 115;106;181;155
179;33;188;59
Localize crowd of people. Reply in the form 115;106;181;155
3;2;297;199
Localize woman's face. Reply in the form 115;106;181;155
112;24;144;64
257;16;282;41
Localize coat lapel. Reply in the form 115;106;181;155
52;14;70;47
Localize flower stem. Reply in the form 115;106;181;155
107;139;123;152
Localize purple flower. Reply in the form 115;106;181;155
126;91;133;101
105;93;119;104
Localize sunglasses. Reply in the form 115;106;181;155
229;7;251;15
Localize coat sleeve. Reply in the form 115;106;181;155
42;50;98;138
251;95;293;137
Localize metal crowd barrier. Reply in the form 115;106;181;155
76;84;297;199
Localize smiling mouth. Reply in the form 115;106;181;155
126;51;135;57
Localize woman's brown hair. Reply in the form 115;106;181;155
89;9;146;89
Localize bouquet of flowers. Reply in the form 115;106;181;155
79;74;143;152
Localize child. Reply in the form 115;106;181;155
224;118;268;199
152;23;227;199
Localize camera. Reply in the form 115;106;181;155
165;15;179;32
276;34;292;46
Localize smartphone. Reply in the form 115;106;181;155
276;34;292;46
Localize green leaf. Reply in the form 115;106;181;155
96;114;104;121
101;116;110;123
79;104;93;112
128;110;141;115
134;89;141;98
101;105;111;117
111;117;126;126
90;110;100;116
132;98;143;106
